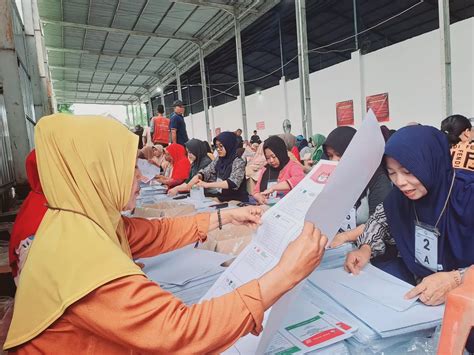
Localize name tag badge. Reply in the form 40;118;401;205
414;221;439;272
339;207;357;232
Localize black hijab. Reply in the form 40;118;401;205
323;126;356;157
186;139;211;177
215;132;238;180
260;136;290;191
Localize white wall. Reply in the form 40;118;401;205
185;18;474;141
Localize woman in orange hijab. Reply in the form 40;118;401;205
4;114;327;354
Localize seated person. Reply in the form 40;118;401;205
440;114;472;147
279;133;301;163
5;113;329;354
155;143;190;188
325;126;392;247
344;126;474;314
187;132;248;202
253;136;305;205
168;139;213;196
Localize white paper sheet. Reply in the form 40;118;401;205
308;267;444;336
203;110;385;354
336;264;418;311
256;110;385;353
304;110;385;241
137;158;161;182
140;244;231;286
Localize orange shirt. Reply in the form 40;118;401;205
11;215;264;354
152;116;170;145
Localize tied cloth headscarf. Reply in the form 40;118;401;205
8;150;48;278
166;143;191;180
186;139;212;178
260;136;290;191
311;134;326;163
384;125;474;278
215;132;238;180
4;114;144;350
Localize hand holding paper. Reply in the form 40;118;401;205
344;245;371;275
276;222;328;283
259;222;328;309
227;206;264;228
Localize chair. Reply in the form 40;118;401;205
437;266;474;355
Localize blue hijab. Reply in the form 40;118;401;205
215;131;238;180
384;125;474;278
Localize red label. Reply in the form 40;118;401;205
336;100;354;126
302;328;344;347
336;322;352;331
366;93;390;122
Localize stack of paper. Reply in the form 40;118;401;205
264;297;357;354
319;243;355;270
140;245;231;305
137;158;161;182
307;265;444;338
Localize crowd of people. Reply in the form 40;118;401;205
3;105;474;352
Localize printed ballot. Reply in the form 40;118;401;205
137;158;161;182
202;110;385;354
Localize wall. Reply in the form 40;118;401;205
184;18;474;140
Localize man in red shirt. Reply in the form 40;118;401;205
151;104;170;146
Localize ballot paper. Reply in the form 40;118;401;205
277;298;356;352
203;110;385;354
137;158;161;182
308;267;444;337
335;264;418;311
140;244;231;286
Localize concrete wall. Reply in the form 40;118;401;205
185;18;474;141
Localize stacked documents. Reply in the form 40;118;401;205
307;264;444;338
319;243;355;270
140;245;231;305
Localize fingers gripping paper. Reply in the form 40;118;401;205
255;110;385;354
203;111;385;354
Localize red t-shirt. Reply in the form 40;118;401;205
152;116;170;144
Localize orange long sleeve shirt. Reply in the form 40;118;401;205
11;214;264;354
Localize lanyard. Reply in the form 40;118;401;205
413;172;456;228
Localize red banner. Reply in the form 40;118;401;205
366;93;390;122
336;100;354;126
256;121;265;130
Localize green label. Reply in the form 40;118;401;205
284;315;321;331
275;346;301;355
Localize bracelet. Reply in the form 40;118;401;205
217;209;223;230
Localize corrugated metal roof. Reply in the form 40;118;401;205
38;0;279;104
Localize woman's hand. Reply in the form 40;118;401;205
276;222;328;285
223;206;263;228
261;187;275;197
259;222;328;309
253;193;267;205
405;271;459;306
344;245;371;274
330;231;349;248
168;187;179;196
196;180;209;188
